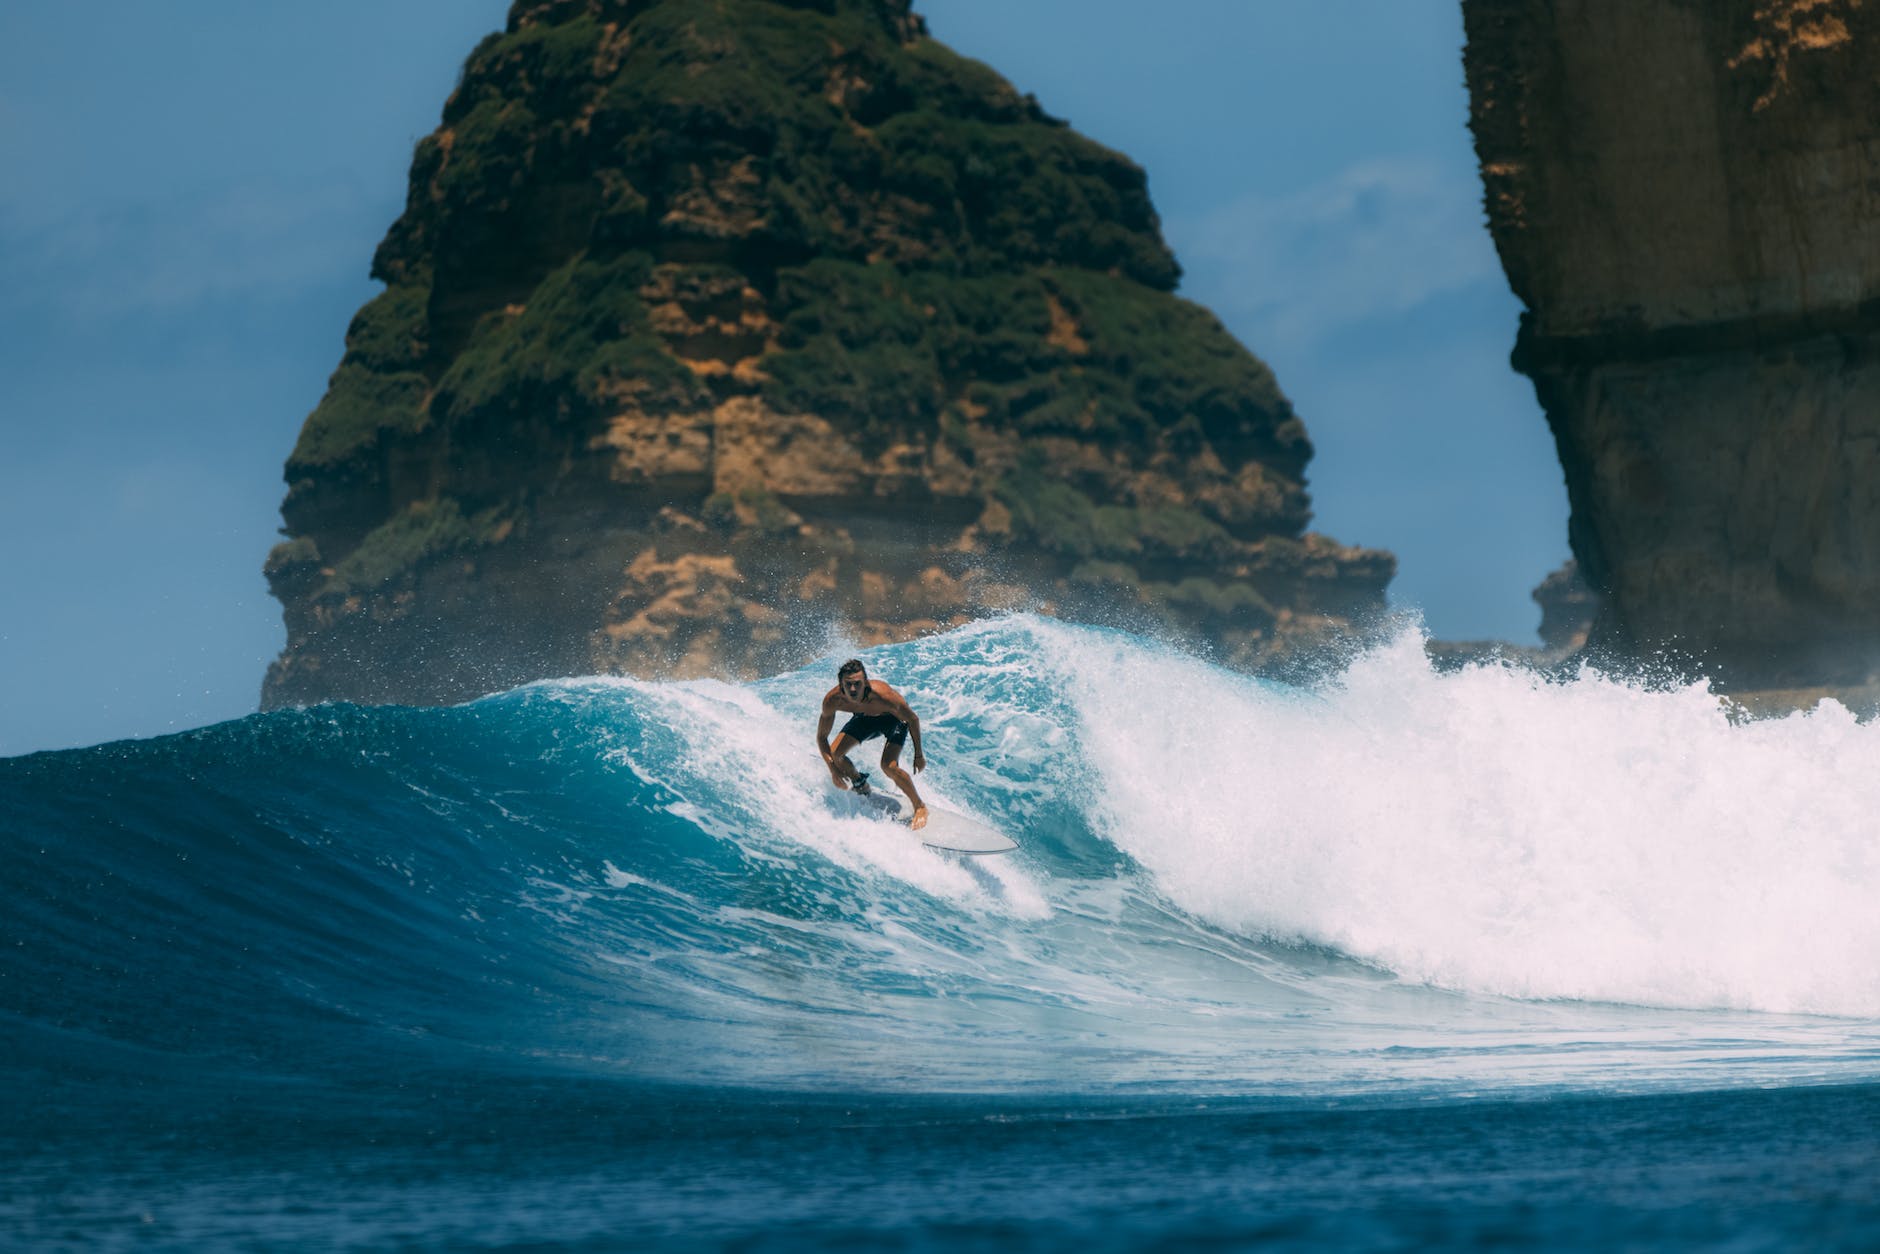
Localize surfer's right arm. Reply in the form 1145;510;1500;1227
816;692;849;789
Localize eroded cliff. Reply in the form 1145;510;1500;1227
1464;0;1880;688
263;0;1391;707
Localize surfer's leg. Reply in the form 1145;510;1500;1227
878;742;927;829
828;733;867;791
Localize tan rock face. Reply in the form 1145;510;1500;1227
1465;0;1880;686
261;0;1393;708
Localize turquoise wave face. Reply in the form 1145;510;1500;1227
6;616;1880;1100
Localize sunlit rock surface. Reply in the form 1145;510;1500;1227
1465;0;1880;689
263;0;1391;707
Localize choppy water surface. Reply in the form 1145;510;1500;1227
6;617;1878;1248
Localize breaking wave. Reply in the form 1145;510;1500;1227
5;615;1879;1099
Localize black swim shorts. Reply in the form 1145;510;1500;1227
840;712;908;747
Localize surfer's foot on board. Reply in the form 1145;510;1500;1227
909;805;928;831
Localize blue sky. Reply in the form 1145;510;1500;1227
0;1;1566;756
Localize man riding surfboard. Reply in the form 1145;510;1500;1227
817;658;928;830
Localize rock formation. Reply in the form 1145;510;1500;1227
1464;0;1880;689
1425;560;1596;671
1531;560;1596;655
262;0;1391;708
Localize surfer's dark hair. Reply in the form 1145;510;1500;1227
837;659;866;680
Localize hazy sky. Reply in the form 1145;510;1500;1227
0;1;1565;756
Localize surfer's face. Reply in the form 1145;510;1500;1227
842;673;868;699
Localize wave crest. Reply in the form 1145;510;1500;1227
5;615;1878;1097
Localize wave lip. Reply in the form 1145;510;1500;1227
4;615;1880;1100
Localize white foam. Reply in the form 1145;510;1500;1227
1046;621;1880;1018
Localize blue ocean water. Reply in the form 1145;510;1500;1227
5;616;1879;1249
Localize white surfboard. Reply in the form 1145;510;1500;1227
914;807;1018;855
834;788;1018;854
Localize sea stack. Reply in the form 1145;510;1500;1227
1463;0;1880;689
263;0;1391;708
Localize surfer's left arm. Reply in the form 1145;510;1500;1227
891;694;925;773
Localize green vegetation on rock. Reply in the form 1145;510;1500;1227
289;365;431;471
995;453;1233;563
761;260;1292;461
291;0;1264;486
437;251;703;422
266;0;1390;708
330;498;514;593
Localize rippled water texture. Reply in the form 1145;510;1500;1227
6;616;1879;1247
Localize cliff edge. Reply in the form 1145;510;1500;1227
1464;0;1880;689
263;0;1390;707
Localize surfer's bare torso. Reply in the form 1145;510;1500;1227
821;678;906;722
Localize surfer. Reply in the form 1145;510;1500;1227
817;658;929;830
